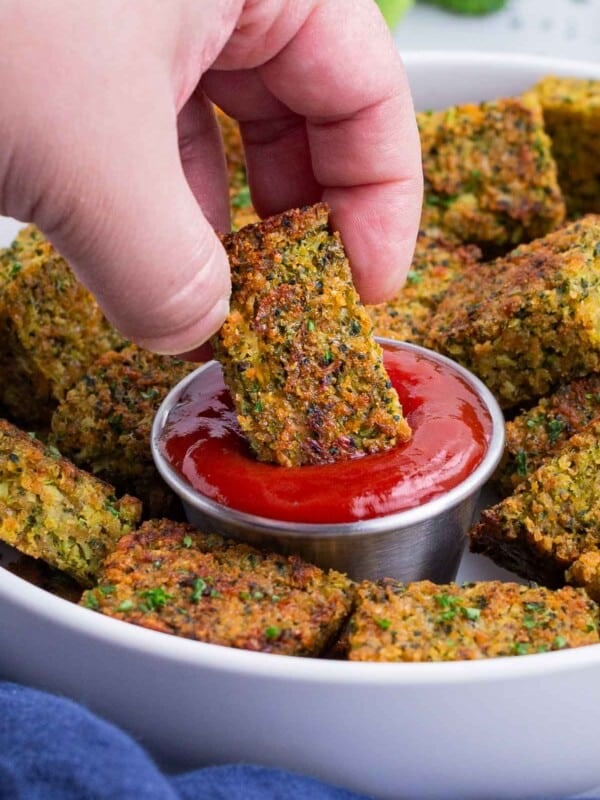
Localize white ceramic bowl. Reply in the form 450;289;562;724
2;52;600;800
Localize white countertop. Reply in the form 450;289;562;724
394;0;599;63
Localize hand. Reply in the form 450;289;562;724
0;0;422;355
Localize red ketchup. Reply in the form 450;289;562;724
161;344;492;524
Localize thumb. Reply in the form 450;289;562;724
35;95;231;356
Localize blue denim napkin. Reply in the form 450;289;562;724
4;681;600;800
0;682;370;800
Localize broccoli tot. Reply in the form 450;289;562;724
494;373;600;496
0;225;125;426
214;203;411;467
50;345;194;518
81;519;356;657
533;76;600;216
215;107;259;231
0;418;141;586
368;229;480;345
426;216;600;409
471;420;600;588
348;579;598;662
418;95;564;251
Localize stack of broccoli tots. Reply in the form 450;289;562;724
1;74;600;662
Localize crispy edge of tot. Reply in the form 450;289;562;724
470;420;600;587
213;203;410;467
347;578;599;662
81;518;356;657
0;417;142;586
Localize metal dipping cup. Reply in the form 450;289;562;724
151;340;505;583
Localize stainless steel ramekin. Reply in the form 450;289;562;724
151;340;504;583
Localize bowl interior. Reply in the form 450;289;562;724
3;51;600;800
1;52;598;669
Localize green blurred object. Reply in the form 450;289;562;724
421;0;507;14
375;0;415;28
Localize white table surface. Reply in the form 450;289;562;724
394;0;599;63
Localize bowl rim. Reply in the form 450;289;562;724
3;564;600;685
151;339;505;537
401;49;600;79
3;49;600;686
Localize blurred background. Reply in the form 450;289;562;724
383;0;599;62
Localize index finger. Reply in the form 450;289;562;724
210;0;423;303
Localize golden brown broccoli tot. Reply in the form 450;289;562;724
427;215;600;408
81;518;355;657
0;418;141;586
418;95;565;250
348;578;598;662
213;203;411;467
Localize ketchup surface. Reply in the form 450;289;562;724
162;345;492;524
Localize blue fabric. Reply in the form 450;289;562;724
0;682;370;800
4;682;600;800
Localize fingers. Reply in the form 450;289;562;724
259;0;423;301
240;111;323;215
311;91;423;303
202;68;322;215
0;1;239;355
324;180;423;304
0;0;421;361
177;90;230;234
207;0;423;302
